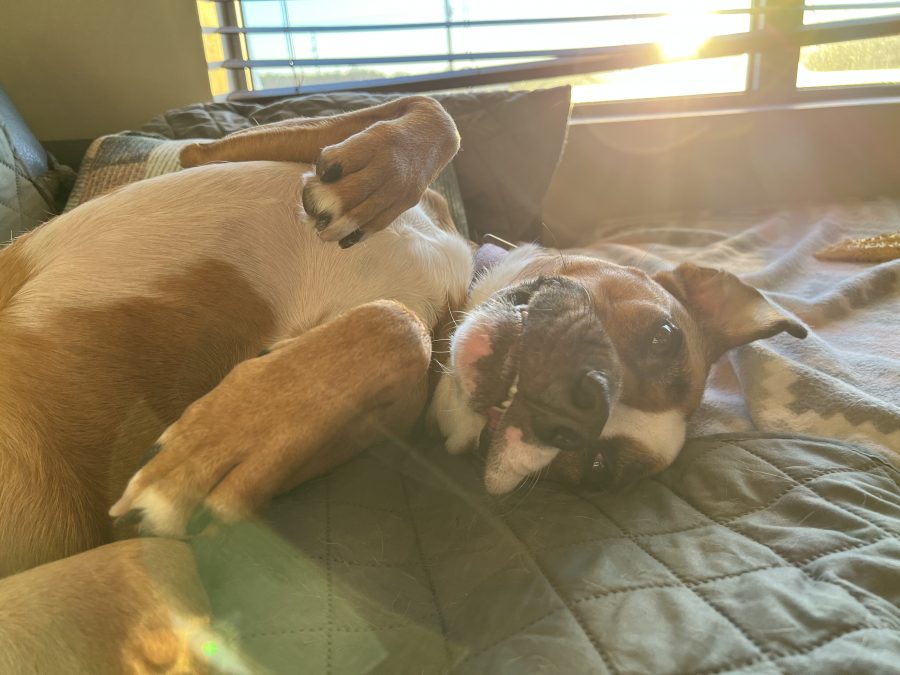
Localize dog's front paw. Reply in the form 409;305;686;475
109;365;289;537
301;126;427;248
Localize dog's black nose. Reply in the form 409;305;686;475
530;370;610;454
573;369;610;424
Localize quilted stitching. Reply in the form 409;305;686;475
0;115;69;244
190;434;900;674
401;474;453;668
0;135;44;241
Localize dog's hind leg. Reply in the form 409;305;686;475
109;299;432;537
0;538;228;673
0;243;109;576
0;432;107;578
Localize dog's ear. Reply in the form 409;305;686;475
654;262;807;361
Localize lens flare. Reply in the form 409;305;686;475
657;9;720;60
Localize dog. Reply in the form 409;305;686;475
0;96;806;670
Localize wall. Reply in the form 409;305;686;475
543;98;900;246
0;0;211;142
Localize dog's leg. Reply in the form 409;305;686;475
110;300;432;537
0;538;227;673
180;96;460;245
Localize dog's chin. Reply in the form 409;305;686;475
450;307;548;494
471;384;653;495
480;402;560;495
476;383;607;496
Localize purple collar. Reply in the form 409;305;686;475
472;243;509;283
471;235;516;288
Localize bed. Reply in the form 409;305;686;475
4;87;899;673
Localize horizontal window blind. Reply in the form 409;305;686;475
195;1;900;103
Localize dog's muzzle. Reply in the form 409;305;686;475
503;276;621;456
524;368;611;454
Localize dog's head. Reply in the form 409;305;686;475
430;246;806;494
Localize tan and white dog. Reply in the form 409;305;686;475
0;97;805;671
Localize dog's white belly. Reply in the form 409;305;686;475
13;161;471;336
289;205;472;332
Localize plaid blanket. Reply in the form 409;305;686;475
575;200;900;465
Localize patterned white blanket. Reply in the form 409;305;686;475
574;199;900;464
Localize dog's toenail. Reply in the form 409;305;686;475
114;508;144;529
315;213;332;232
320;163;342;183
339;229;365;249
140;442;163;468
186;507;213;536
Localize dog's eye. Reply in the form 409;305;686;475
648;321;681;357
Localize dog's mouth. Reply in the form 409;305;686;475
482;372;519;440
477;382;611;492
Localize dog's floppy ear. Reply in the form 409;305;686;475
654;262;807;361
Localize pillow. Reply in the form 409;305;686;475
64;132;469;239
64;133;192;212
142;88;573;243
0;86;74;244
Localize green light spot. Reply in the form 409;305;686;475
202;641;219;657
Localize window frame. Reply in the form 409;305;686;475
202;0;900;112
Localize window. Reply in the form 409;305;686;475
196;1;900;105
799;0;900;88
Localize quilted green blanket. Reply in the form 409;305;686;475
193;434;900;674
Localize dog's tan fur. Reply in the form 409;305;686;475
0;96;805;671
0;539;211;674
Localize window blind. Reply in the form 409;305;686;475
196;1;900;102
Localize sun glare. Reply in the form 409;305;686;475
657;9;720;60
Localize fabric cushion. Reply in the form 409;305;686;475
0;86;74;244
141;88;572;244
63;132;469;238
190;433;900;674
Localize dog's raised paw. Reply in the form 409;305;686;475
300;127;427;247
301;173;362;243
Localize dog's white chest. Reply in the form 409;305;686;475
286;205;473;333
